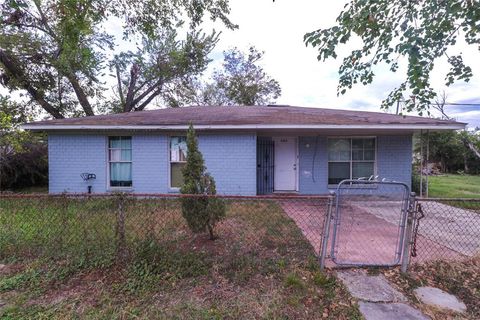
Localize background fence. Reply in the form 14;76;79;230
0;193;478;271
410;198;480;263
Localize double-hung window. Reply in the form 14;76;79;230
328;137;376;185
108;136;132;187
170;136;187;188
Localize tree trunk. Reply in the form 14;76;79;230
124;64;139;112
0;50;65;119
462;136;480;160
65;74;95;116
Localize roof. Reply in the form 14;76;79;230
22;105;466;131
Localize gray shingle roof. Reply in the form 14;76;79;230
23;105;465;130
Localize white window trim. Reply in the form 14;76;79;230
168;135;187;191
106;136;133;191
327;136;377;187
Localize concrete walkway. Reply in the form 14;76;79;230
337;270;429;320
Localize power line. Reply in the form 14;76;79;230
397;100;480;107
442;103;480;106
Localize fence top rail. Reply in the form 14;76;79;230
416;197;480;202
0;192;333;201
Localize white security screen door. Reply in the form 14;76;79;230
274;137;297;191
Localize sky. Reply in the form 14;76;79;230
2;1;480;128
202;0;480;128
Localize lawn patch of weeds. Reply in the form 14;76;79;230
0;268;42;292
284;272;306;290
123;241;211;292
312;271;335;288
0;198;363;319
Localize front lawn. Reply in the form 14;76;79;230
0;197;360;319
426;174;480;198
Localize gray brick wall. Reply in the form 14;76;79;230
132;135;169;193
199;133;257;195
298;136;329;194
48;133;257;195
48;133;410;195
377;135;412;189
298;135;413;194
49;134;107;193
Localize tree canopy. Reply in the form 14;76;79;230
305;0;480;114
0;0;235;118
184;46;281;106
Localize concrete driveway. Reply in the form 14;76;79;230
280;198;479;266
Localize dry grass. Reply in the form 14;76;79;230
383;256;480;320
0;197;361;319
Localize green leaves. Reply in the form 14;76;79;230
185;46;281;106
305;0;480;114
0;0;235;118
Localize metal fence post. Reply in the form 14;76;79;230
401;192;416;273
320;191;335;270
116;193;127;260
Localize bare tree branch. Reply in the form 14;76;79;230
135;84;164;111
432;91;451;120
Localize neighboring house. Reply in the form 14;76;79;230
23;106;465;195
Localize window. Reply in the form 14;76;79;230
108;136;132;187
328;138;376;185
170;136;187;188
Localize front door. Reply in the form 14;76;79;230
274;137;297;191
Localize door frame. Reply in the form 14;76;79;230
273;136;299;192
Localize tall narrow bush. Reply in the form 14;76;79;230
180;124;226;240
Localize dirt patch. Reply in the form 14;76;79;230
27;268;117;309
383;257;480;319
0;264;24;276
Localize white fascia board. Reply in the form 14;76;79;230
22;123;466;131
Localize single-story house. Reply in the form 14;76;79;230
23;105;465;195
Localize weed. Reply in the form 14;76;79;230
0;268;42;292
284;273;305;290
312;271;335;288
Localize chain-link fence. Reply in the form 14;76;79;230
1;192;478;271
328;180;410;267
318;181;480;271
0;194;329;266
410;198;480;264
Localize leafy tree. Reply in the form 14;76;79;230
414;130;480;174
185;46;281;106
0;95;47;190
180;124;226;240
0;0;235;118
304;0;480;114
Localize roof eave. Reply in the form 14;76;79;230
22;123;466;131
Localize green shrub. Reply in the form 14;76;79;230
180;124;226;240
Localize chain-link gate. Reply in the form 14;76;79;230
327;180;410;267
